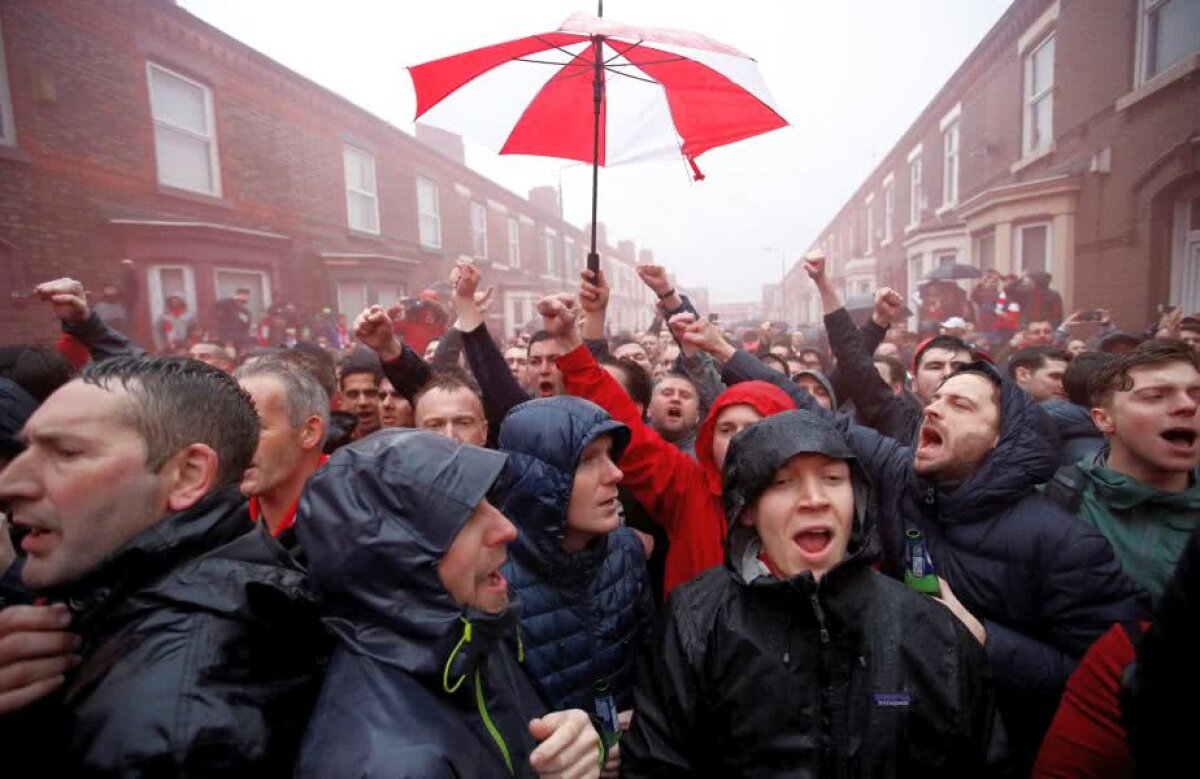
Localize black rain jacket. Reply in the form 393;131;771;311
623;410;995;777
295;430;550;778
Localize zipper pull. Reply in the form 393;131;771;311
810;593;830;643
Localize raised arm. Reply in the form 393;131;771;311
35;277;143;362
354;305;429;403
541;293;704;536
451;262;529;427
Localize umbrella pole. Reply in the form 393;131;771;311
587;34;603;276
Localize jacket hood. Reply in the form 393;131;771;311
937;361;1061;519
497;396;630;577
696;380;795;494
790;369;838;408
0;377;37;460
721;410;878;585
1041;398;1100;441
296;429;513;679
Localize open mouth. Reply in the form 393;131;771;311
917;425;944;454
1161;428;1198;448
483;569;507;590
537;381;555;397
794;528;832;556
666;407;682;419
20;525;55;554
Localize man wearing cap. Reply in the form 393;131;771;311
622;410;994;775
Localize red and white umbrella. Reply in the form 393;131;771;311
408;10;788;270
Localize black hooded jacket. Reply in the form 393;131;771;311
1041;398;1104;467
722;352;1148;770
497;397;654;714
0;486;326;775
295;430;550;778
623;410;995;777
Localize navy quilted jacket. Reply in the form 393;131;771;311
498;396;656;713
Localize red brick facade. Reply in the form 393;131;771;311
0;0;655;347
781;0;1200;331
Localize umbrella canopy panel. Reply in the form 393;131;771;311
409;14;787;168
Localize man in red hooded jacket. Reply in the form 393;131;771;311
539;293;794;596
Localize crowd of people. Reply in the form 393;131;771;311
0;253;1197;777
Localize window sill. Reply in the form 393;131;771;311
880;237;893;248
157;184;232;209
0;143;32;164
419;242;443;252
904;222;920;235
1116;54;1200;113
1010;143;1055;174
935;203;956;217
347;228;383;240
490;262;510;271
540;274;560;281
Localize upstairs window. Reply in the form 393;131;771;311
1138;0;1200;83
0;22;15;146
942;120;960;207
343;145;380;234
417;176;441;249
507;217;521;267
471;201;488;259
1023;34;1055;155
147;63;221;195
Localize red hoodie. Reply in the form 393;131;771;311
557;344;794;595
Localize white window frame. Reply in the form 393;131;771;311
0;21;16;146
470;201;488;260
146;62;221;196
864;193;875;255
542;230;557;278
907;145;923;230
564;237;576;280
882;174;895;244
343;145;380;235
507;216;521;267
417;176;441;249
941;119;960;210
1022;33;1056;157
1136;0;1200;85
1015;221;1053;273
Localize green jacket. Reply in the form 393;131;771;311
1074;452;1200;603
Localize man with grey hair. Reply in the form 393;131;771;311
235;355;329;556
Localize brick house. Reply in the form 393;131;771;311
780;0;1200;331
0;0;655;348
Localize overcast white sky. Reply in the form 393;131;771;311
179;0;1011;303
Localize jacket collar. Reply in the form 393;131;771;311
53;486;251;629
1081;449;1200;513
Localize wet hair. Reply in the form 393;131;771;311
942;363;1002;410
0;346;74;403
528;330;554;354
1063;352;1113;407
81;355;258;489
914;335;971;371
1089;339;1200;408
235;354;330;430
339;347;383;389
873;355;907;387
412;366;483;410
1006;347;1071;380
598;355;652;410
284;343;338;400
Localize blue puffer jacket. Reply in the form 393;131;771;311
498;396;655;714
721;351;1149;772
